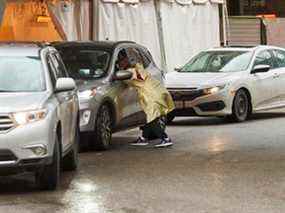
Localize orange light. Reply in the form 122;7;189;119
256;14;277;19
36;16;51;23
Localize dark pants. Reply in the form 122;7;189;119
140;117;168;140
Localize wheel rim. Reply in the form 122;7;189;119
236;92;248;119
100;106;112;146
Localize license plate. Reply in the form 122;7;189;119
174;101;183;109
174;101;192;109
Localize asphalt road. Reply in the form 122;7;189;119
1;111;285;213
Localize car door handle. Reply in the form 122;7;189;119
273;73;280;79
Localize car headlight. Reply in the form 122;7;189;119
78;89;97;100
203;85;226;95
12;109;48;126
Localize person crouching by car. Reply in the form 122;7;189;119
117;49;175;148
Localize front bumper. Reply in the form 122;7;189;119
0;156;52;175
169;89;234;116
79;99;100;132
0;116;55;175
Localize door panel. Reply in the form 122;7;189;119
50;53;75;150
251;50;279;109
113;47;143;126
272;50;285;103
251;71;277;108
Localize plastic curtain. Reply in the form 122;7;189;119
97;1;162;68
159;1;220;72
48;1;78;41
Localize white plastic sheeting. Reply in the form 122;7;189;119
97;0;162;68
159;1;220;72
48;1;78;40
77;0;91;40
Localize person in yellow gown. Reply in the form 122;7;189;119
117;50;175;147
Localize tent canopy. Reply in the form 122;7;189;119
0;0;91;42
97;0;223;71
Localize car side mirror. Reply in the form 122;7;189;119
113;70;133;81
55;78;76;92
251;64;270;74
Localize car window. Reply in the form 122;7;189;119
254;50;274;68
50;53;67;78
182;52;208;72
0;56;45;92
137;48;151;68
54;53;69;77
47;55;57;88
126;47;143;65
180;51;252;73
273;50;285;68
115;47;143;71
60;49;110;80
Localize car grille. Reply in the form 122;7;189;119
0;115;15;133
169;89;204;101
0;150;17;162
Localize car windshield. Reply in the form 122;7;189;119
60;49;111;80
0;56;45;92
180;51;253;73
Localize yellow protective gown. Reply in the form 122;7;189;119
126;64;175;123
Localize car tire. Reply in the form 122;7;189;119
231;89;250;122
36;135;60;190
90;104;112;151
62;125;79;171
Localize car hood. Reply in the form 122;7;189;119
0;92;49;113
165;71;243;89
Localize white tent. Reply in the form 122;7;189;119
158;0;222;72
94;0;224;72
48;0;91;41
96;0;162;69
0;0;225;72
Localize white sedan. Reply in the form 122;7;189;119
165;45;285;122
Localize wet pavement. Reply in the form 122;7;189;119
1;111;285;212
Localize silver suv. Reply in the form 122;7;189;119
0;42;79;190
54;41;163;150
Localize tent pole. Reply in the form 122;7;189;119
92;0;99;41
222;1;229;46
154;0;168;72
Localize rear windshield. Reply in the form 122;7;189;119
59;49;111;80
0;56;45;92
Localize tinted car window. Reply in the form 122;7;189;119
254;50;274;68
59;49;111;80
137;48;151;68
273;50;285;68
54;53;68;77
0;56;45;92
126;47;143;65
181;51;252;73
50;53;67;78
47;55;57;88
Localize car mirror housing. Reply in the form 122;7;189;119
251;64;270;74
113;70;133;81
55;78;76;92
